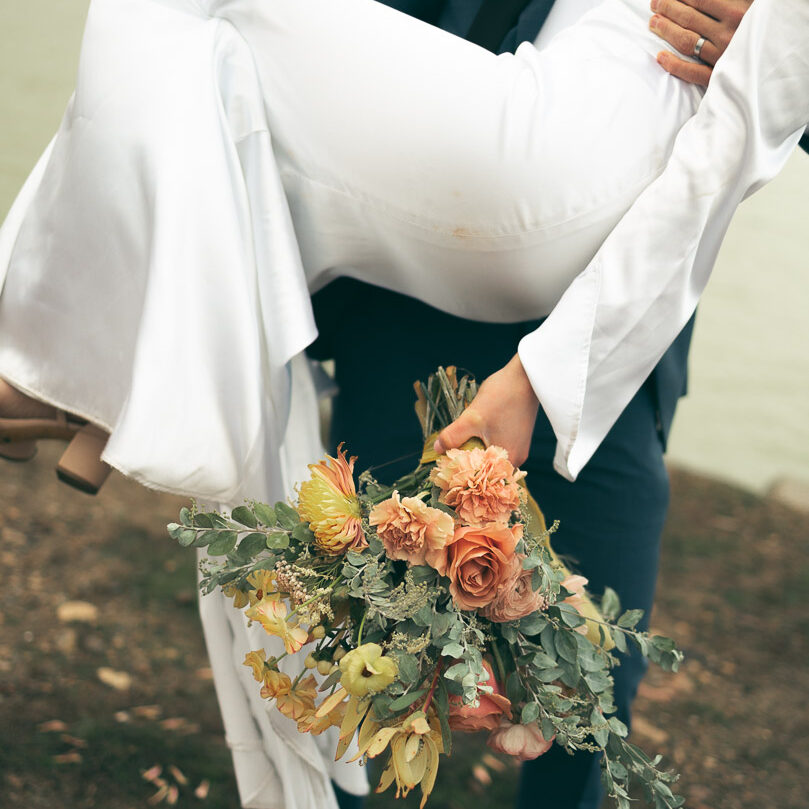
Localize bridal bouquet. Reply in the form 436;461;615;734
169;368;684;809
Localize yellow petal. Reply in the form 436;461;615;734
315;687;348;718
365;727;401;759
339;697;370;742
419;739;441;809
404;732;421;763
375;758;396;795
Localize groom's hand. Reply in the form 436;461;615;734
650;0;753;87
434;354;539;468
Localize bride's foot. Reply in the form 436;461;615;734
0;378;111;494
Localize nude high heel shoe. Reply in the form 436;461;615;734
0;385;112;495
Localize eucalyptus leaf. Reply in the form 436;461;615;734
440;642;464;658
555;631;579;664
237;532;268;558
266;531;290;550
274;502;300;530
193;512;214;528
207;531;238;556
395;654;419;685
193;530;218;548
611;628;628;653
253;502;277;527
388;688;427;712
178;528;197;547
231;506;257;528
291;523;315;543
179;507;192;527
521;702;540;724
600;587;621;620
617;609;644;629
518;613;547;636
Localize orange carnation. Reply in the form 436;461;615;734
369;491;454;568
430;445;526;525
442;522;522;610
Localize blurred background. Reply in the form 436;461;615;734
1;3;807;809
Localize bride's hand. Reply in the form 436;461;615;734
434;354;539;467
650;0;752;87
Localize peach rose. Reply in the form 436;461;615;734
442;522;522;610
487;719;554;760
430;445;526;525
482;554;546;622
448;661;512;733
369;491;455;568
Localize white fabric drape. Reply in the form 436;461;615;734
1;0;808;806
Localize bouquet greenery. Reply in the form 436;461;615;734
169;368;683;808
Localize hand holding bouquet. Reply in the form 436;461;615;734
170;368;683;809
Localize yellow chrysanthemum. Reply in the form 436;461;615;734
245;598;309;655
339;643;398;697
298;445;366;555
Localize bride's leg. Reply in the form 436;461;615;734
209;0;701;321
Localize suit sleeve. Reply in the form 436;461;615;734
518;0;809;481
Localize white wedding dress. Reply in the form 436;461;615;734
0;0;807;806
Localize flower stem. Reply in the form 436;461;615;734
356;611;367;646
422;662;442;714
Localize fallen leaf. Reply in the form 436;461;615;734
38;720;69;733
167;785;179;805
195;667;213;681
481;753;506;773
97;667;132;691
631;716;669;745
142;765;163;783
57;601;99;623
134;704;163;720
472;764;491;786
148;785;169;805
195;780;210;799
114;711;131;724
60;734;87;748
169;766;188;785
53;752;82;764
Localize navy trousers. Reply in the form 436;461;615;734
310;279;670;809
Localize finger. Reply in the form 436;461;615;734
656;50;713;86
434;410;485;454
653;0;722;42
650;15;722;65
684;0;749;30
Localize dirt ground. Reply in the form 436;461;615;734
1;443;807;809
